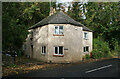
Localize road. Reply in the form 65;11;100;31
5;58;120;77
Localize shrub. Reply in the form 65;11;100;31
111;50;118;57
92;37;112;59
84;54;90;59
114;41;120;56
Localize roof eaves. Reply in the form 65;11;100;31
29;15;53;29
83;26;93;32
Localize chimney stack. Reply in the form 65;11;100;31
49;7;56;16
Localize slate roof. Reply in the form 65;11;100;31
29;11;92;32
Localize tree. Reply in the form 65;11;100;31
67;2;119;53
85;2;119;49
2;2;51;53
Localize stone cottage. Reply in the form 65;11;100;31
23;11;93;63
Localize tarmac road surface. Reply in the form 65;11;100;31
3;58;120;78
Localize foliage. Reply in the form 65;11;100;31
111;40;120;56
84;54;90;59
2;2;51;53
85;2;119;50
92;37;112;59
68;2;119;56
2;2;119;58
67;2;83;21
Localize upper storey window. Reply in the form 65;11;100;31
30;31;33;41
54;26;63;35
84;32;88;39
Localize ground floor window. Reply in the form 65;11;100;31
42;46;46;54
84;32;88;39
54;46;63;55
84;46;89;53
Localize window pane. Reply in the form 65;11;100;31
55;26;59;34
84;33;86;38
55;47;58;54
59;26;63;34
84;32;88;39
84;47;86;52
44;46;46;53
86;47;89;52
42;46;44;53
42;46;46;54
86;33;88;38
59;46;63;54
59;26;63;29
84;46;89;52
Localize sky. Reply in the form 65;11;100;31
55;0;87;19
57;0;88;3
57;0;73;3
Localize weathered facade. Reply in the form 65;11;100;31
23;12;93;63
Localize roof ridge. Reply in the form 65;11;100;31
48;12;59;23
60;12;69;24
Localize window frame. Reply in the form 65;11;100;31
41;46;46;54
54;26;59;34
54;46;64;55
54;26;64;35
83;46;89;53
84;32;88;40
30;31;33;41
31;31;33;38
24;44;26;50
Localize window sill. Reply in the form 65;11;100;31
53;55;64;57
84;38;89;40
84;52;89;53
41;53;45;55
53;34;64;36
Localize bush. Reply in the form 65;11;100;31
92;37;112;59
114;41;120;56
84;54;90;59
111;50;118;57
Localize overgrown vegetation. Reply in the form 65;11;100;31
92;37;112;59
84;54;91;59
